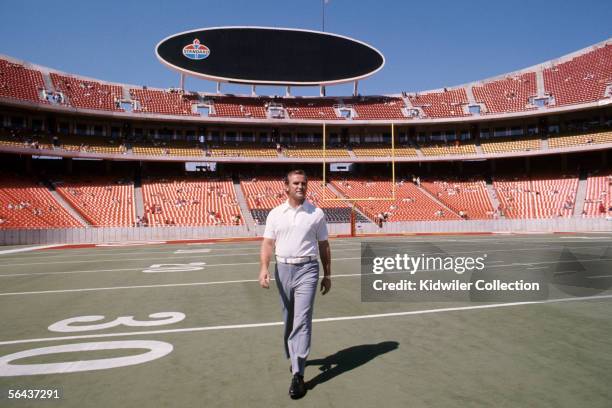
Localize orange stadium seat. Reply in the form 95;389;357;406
420;180;494;219
50;73;123;111
54;177;136;227
543;44;612;106
0;59;48;104
582;172;612;217
130;88;199;116
332;177;461;221
408;88;469;118
473;73;537;114
493;176;578;219
0;174;81;229
141;177;243;226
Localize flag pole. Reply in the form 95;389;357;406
322;0;325;32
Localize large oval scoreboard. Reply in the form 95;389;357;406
156;26;385;86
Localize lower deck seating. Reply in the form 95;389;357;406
251;207;368;224
142;177;243;226
332;177;461;221
493;176;578;218
0;174;81;229
54;177;135;227
420;180;494;219
583;172;612;217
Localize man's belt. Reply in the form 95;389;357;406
276;255;318;264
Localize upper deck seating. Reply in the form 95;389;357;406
408;88;469;118
51;73;123;111
543;44;612;106
130;88;199;116
0;59;48;104
473;73;537;113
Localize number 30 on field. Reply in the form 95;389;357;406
0;312;184;376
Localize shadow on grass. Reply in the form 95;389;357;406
306;341;399;389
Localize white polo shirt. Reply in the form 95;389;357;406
263;200;328;258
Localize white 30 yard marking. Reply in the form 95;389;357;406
142;263;206;273
0;341;173;376
0;295;610;348
0;311;185;376
48;312;186;332
173;249;212;254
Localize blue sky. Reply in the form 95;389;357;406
1;0;610;97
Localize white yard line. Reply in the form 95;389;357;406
0;245;60;255
1;257;611;295
1;244;603;267
0;294;610;347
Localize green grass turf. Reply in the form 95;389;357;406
0;235;611;407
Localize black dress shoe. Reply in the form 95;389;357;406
289;374;306;399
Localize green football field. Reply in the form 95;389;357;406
0;234;611;407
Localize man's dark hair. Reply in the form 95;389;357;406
284;169;308;185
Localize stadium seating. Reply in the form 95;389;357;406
0;132;52;150
351;145;418;157
345;97;407;119
543;44;612;106
472;73;537;113
241;177;345;210
493;176;578;218
141;177;243;226
54;135;125;154
54;177;135;227
332;177;461;221
240;176;359;224
582;172;612;217
130;88;199;116
548;130;612;149
210;97;267;119
284;99;338;120
132;142;203;157
50;73;123;112
208;146;278;158
0;174;81;228
0;59;48;103
481;136;541;153
284;146;350;158
408;88;469;118
420;141;477;156
420;180;494;219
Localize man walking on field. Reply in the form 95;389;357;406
259;169;332;399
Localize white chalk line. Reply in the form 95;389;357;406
1;243;604;268
1;257;611;296
0;294;610;347
2;236;606;261
0;245;60;255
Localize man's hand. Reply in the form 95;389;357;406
259;238;275;289
259;267;270;289
320;276;331;295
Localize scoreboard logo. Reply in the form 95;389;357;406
182;39;210;60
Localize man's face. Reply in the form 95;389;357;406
286;174;308;202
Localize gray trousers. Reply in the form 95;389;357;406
274;260;319;376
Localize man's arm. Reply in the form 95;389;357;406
318;240;331;295
259;238;275;289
